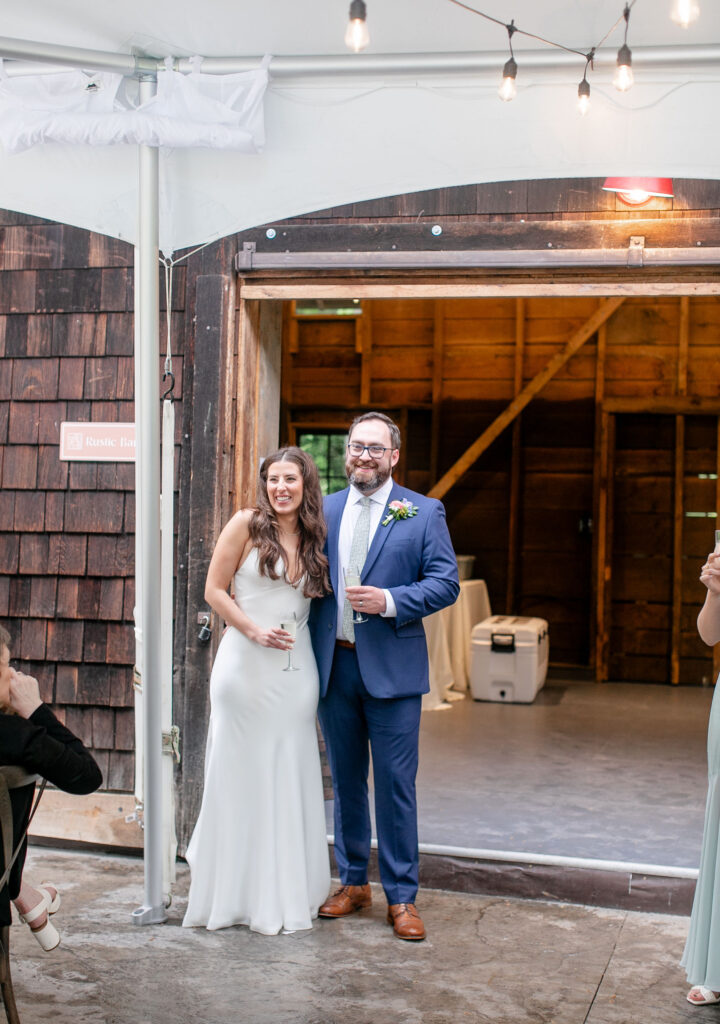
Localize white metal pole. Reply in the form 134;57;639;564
131;72;167;926
161;396;177;897
0;34;718;79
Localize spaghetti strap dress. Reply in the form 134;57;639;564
682;677;720;988
182;548;330;934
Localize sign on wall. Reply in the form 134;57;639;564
59;422;136;462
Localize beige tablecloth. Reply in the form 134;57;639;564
422;579;491;710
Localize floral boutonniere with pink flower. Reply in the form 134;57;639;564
382;498;419;527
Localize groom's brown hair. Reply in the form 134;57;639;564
348;411;401;451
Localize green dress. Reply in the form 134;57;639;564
682;680;720;988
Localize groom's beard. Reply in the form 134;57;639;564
347;461;391;494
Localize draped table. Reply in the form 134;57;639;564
422;579;491;710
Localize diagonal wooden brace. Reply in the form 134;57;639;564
428;296;626;500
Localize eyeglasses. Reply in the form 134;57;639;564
347;442;394;459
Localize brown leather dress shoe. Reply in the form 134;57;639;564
386;903;426;940
318;884;372;918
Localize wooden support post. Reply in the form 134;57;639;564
671;415;685;685
595;409;614;682
429;300;445;485
175;273;236;851
670;297;690;685
505;298;525;613
591;323;607;674
428;297;626;500
288;308;299;354
678;296;690;395
234;298;283;509
358;303;373;405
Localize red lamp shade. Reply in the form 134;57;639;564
603;176;674;206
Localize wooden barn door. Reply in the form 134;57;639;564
601;411;718;685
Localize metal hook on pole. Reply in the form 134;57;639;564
162;370;175;401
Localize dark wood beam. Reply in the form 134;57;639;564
235;218;720;256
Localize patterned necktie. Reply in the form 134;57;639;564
342;497;372;642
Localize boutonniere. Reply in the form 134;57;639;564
382;498;419;527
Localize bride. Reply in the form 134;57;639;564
183;447;331;934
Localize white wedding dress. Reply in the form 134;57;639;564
183;548;330;934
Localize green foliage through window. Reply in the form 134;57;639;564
298;432;347;495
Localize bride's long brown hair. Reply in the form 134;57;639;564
249;447;331;598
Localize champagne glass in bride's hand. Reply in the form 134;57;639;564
715;529;720;554
280;611;299;672
344;566;367;624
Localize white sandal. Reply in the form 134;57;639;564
18;890;61;952
36;883;61;915
687;986;720;1005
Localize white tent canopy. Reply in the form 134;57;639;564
0;1;718;253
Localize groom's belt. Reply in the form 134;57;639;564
335;639;356;650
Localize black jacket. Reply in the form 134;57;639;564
0;704;102;925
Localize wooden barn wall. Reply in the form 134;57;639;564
0;212;235;810
282;294;719;681
0;212;147;795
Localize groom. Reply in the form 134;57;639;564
310;412;459;940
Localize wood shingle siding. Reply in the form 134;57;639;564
0;212;185;798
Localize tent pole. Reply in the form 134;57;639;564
131;72;167;927
0;34;719;79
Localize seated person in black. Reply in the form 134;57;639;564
0;624;102;949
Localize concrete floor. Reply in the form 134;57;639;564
404;679;710;867
7;847;707;1024
322;678;712;912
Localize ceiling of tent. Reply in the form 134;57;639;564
2;1;715;57
0;1;718;252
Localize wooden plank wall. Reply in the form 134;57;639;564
0;211;187;792
284;294;720;680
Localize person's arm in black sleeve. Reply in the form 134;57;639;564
24;705;103;793
1;668;102;794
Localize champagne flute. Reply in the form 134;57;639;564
343;566;367;624
715;529;720;554
280;611;299;672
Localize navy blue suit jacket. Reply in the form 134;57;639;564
310;481;459;699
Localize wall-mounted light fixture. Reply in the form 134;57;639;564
602;176;674;206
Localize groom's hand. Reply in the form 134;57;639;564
345;585;386;615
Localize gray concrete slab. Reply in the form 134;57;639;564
6;848;701;1024
415;679;712;867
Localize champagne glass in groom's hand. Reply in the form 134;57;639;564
344;566;367;624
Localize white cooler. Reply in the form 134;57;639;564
470;615;549;703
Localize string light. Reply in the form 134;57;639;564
577;52;593;116
345;0;369;52
389;0;699;111
613;5;634;91
577;78;590;116
498;21;517;102
671;0;700;28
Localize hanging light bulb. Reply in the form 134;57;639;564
577;53;593;116
577;78;590;116
345;0;369;52
613;6;634;91
613;43;633;91
498;21;517;102
671;0;700;27
498;57;518;101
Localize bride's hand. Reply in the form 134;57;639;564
250;627;294;650
700;552;720;595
